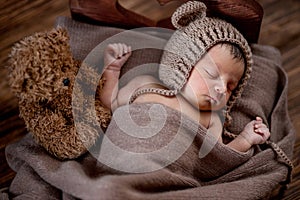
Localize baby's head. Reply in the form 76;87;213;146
180;42;245;111
159;1;252;125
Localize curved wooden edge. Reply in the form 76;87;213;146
156;0;175;5
69;0;263;43
201;0;264;43
69;0;145;28
116;0;183;28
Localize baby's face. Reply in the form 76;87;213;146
181;44;245;111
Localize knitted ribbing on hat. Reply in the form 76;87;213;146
130;1;253;128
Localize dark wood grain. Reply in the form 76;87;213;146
70;0;263;43
0;0;299;199
256;0;300;198
0;0;70;188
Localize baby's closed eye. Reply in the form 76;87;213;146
204;68;219;79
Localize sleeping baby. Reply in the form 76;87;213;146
99;1;270;154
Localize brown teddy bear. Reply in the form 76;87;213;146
7;28;112;159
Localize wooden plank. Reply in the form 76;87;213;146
259;12;300;48
0;149;16;188
0;0;70;189
117;0;182;25
0;1;69;65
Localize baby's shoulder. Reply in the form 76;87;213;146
116;75;162;106
125;75;160;89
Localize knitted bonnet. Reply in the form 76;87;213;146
131;1;253;125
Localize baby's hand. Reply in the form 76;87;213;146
242;117;270;145
104;43;132;71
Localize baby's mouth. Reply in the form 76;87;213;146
207;96;219;105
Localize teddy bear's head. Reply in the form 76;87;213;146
9;29;75;102
7;28;111;159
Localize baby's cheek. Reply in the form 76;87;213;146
194;78;211;94
190;69;209;89
225;92;231;102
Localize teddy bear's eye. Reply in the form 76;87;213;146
39;99;48;105
63;78;70;86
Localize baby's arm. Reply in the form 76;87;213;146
100;43;131;110
227;117;270;152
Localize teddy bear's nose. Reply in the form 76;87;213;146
63;78;70;86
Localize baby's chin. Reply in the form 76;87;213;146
182;94;226;111
197;101;226;111
196;96;226;110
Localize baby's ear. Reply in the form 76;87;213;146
171;1;207;29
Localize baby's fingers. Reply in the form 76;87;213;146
122;43;131;54
255;127;270;141
117;43;131;58
254;116;263;125
117;43;124;58
254;123;267;129
256;116;263;122
106;43;119;58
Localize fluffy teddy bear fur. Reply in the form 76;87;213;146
7;28;111;159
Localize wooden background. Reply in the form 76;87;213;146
0;0;299;199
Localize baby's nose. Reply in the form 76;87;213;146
214;84;226;94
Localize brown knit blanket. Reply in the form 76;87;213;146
4;100;294;199
2;17;295;199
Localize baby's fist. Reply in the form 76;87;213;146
104;43;132;71
242;117;270;145
253;117;270;143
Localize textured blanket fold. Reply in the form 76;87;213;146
4;100;293;199
3;17;295;199
95;103;254;178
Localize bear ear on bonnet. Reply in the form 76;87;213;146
171;1;207;29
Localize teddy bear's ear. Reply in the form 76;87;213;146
7;40;31;97
7;27;72;100
171;1;207;30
